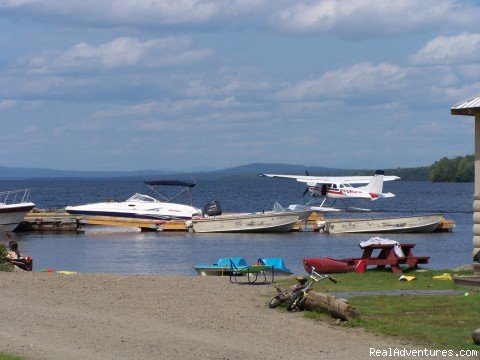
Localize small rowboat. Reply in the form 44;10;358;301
303;257;366;274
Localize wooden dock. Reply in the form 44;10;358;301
17;211;84;233
81;216;187;231
16;211;452;234
17;211;322;232
434;218;456;232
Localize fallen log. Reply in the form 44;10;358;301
302;291;357;321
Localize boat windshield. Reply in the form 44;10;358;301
126;193;160;203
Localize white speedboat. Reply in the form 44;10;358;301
0;189;35;231
65;180;202;220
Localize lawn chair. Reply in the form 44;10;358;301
229;258;274;284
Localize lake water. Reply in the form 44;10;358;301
0;178;474;275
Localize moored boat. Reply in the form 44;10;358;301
65;180;202;221
303;257;365;274
0;189;35;232
188;211;306;233
187;202;311;233
321;214;444;234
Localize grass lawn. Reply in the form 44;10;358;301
271;268;480;350
0;354;23;360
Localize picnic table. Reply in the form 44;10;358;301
355;243;429;274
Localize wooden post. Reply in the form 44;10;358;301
474;115;480;259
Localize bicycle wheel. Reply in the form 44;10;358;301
286;292;303;311
268;296;283;308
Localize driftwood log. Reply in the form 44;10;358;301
302;291;357;321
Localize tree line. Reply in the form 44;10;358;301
429;155;474;182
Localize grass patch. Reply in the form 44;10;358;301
348;294;480;350
0;354;23;360
270;269;480;350
274;268;475;292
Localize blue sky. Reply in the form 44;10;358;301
0;0;479;171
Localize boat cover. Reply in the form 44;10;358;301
144;180;196;188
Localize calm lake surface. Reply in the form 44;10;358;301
0;178;474;275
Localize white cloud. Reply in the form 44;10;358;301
93;101;160;119
21;36;211;74
270;0;479;37
277;62;406;100
1;0;478;38
413;121;446;134
409;33;480;65
0;0;268;27
441;83;480;103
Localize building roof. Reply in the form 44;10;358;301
451;94;480;116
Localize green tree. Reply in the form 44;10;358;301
429;155;474;182
455;155;474;182
0;244;13;272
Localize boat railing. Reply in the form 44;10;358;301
0;189;31;205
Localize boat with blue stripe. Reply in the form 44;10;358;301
65;180;202;221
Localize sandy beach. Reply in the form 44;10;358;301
0;272;421;360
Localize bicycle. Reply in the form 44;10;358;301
285;267;337;312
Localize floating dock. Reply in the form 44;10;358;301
17;211;322;232
17;211;84;233
16;210;453;234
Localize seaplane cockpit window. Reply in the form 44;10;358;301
339;184;344;188
332;184;338;189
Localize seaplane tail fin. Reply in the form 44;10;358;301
363;170;385;199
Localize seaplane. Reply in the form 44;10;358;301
259;170;400;212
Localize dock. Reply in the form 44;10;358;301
434;218;456;232
17;211;84;233
17;211;323;233
16;211;453;234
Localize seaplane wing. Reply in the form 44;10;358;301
260;173;400;185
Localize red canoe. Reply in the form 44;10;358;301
303;257;366;274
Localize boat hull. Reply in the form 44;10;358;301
65;201;200;221
303;257;352;274
324;214;443;234
0;203;35;231
194;267;235;276
190;212;302;233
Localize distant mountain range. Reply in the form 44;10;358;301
0;163;430;181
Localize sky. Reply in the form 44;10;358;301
0;0;479;172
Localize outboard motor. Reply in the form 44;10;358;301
321;184;328;196
203;200;222;216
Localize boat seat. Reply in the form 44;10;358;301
229;258;274;284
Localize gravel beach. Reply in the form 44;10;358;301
0;272;420;360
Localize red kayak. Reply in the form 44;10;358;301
303;257;366;274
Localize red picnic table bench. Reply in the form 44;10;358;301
349;243;429;275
